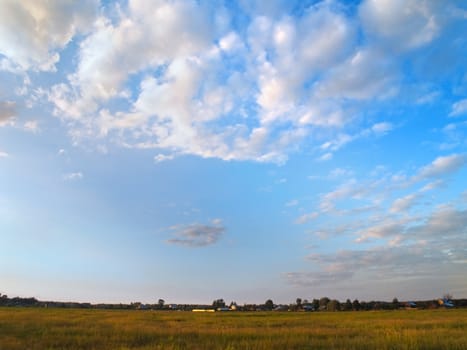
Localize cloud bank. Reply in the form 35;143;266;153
1;0;465;164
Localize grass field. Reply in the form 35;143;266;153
1;308;467;349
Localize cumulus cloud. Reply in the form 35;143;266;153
49;0;213;116
2;0;465;165
44;0;362;164
360;0;441;51
166;219;225;247
0;151;8;158
315;48;398;100
0;0;98;71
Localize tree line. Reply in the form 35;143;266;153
1;292;466;311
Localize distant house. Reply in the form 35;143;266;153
274;305;289;311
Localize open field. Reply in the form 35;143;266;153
1;308;467;350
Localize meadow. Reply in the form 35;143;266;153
1;308;467;349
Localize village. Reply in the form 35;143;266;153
0;292;464;312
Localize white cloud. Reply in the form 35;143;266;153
355;219;408;243
154;154;175;163
50;0;213;118
0;0;98;71
5;0;459;167
449;98;467;117
417;154;467;180
420;180;445;192
317;123;394;160
416;91;440;105
23;120;40;133
390;193;420;213
329;168;353;179
166;219;225;247
0;151;9;158
317;152;333;162
288;205;467;287
360;0;441;51
63;172;83;181
295;212;319;225
219;31;243;52
371;122;393;134
315;48;398;100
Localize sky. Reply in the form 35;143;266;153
1;0;467;305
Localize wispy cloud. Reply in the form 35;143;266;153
63;172;83;181
317;152;333;162
389;193;420;213
0;151;9;158
416;154;467;180
449;98;467;117
23;120;40;133
154;154;175;163
295;212;319;225
166;219;225;247
287;205;467;287
285;199;299;207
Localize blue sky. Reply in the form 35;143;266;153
1;0;467;304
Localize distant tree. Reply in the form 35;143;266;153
158;299;165;309
264;299;274;310
303;299;309;304
343;299;352;311
212;299;226;308
443;293;453;300
392;298;399;309
296;298;302;309
312;299;319;311
327;299;341;311
352;299;360;311
319;297;330;310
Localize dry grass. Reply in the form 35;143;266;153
1;308;467;349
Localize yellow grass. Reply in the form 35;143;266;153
1;308;467;349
